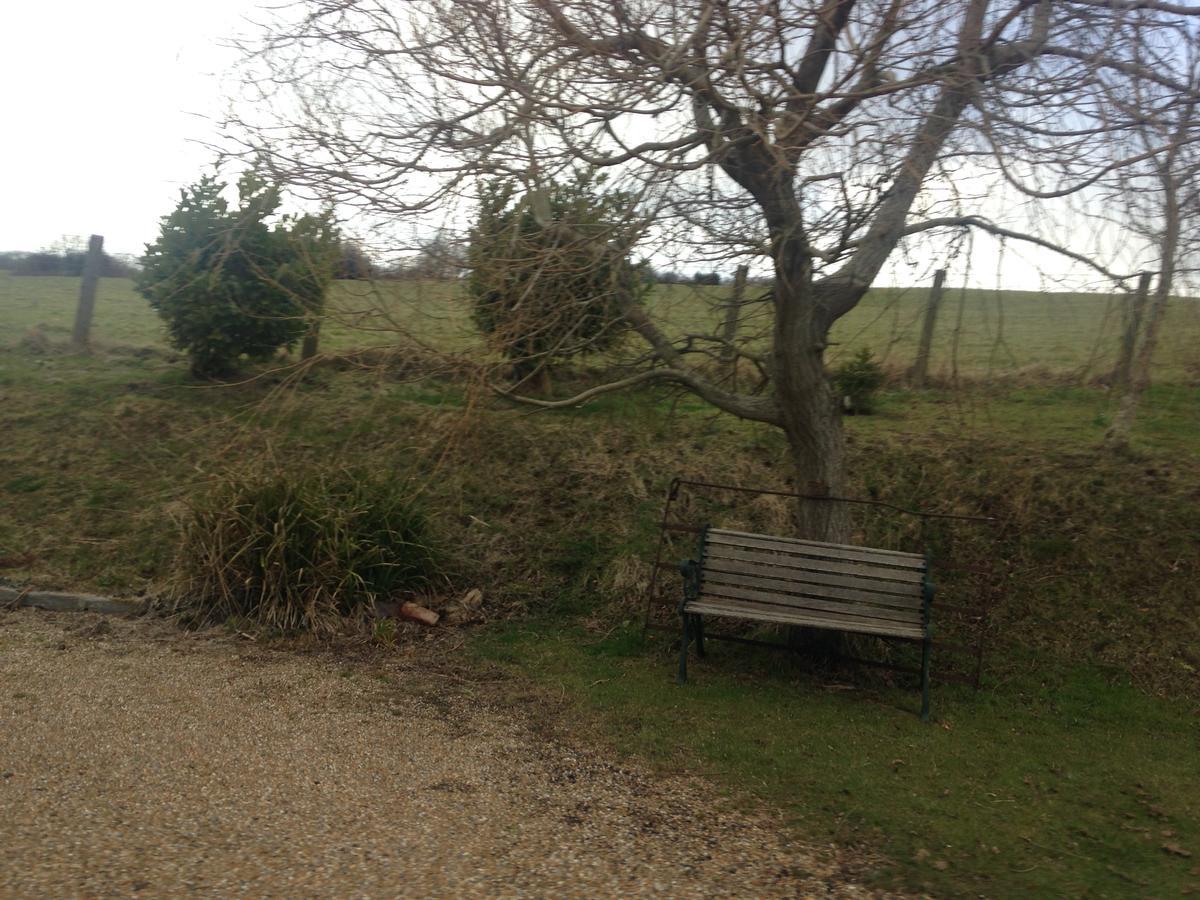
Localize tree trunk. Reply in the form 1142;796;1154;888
771;269;851;543
1106;272;1170;450
1106;104;1187;449
779;370;851;543
771;275;853;655
1111;273;1151;389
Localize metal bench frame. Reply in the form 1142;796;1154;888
677;525;936;720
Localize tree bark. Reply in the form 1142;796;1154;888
780;370;851;543
771;256;851;543
1111;273;1152;389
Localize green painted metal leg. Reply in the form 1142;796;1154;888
694;615;706;658
920;638;932;722
677;612;690;684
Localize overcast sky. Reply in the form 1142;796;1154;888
0;1;1160;292
0;0;259;256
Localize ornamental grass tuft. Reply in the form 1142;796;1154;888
168;468;440;633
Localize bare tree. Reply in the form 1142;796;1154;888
227;0;1200;540
1103;35;1200;449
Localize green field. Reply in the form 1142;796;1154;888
2;272;1198;896
0;273;471;356
4;272;1199;381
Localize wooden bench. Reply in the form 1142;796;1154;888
678;527;935;719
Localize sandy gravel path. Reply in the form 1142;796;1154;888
0;609;874;898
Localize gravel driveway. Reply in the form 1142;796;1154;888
0;609;875;897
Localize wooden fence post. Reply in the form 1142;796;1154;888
909;268;946;388
721;264;748;365
301;319;321;361
72;234;104;348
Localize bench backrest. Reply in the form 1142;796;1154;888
689;528;930;640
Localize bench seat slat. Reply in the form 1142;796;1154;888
709;528;926;567
704;555;922;598
702;569;925;610
706;531;924;570
696;583;924;626
704;544;925;585
709;528;925;561
688;597;926;640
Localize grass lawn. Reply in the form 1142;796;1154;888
2;272;1198;896
474;621;1200;897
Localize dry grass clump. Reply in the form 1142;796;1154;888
167;468;441;633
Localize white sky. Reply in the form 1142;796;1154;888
0;0;260;256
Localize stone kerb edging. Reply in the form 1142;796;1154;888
1;587;144;616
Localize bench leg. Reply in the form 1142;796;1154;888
694;614;706;658
920;638;932;722
677;612;690;684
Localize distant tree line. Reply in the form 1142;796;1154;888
332;233;467;281
636;268;771;286
334;241;375;279
0;249;140;278
0;239;751;289
644;268;721;285
337;238;752;287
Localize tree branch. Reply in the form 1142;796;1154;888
517;184;776;425
791;0;858;98
1065;0;1200;14
492;367;781;424
892;216;1137;283
821;0;1052;319
1040;45;1200;95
